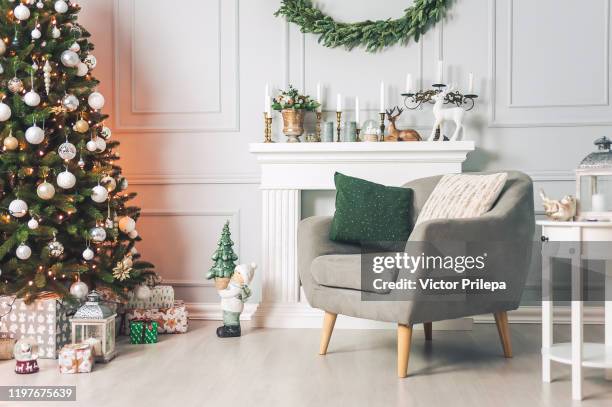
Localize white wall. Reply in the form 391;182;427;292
78;0;612;306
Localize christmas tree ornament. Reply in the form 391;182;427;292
78;156;85;168
113;255;133;281
134;284;151;300
8;77;24;93
0;64;4;74
3;133;18;150
95;137;106;152
69;42;80;52
43;60;52;94
76;62;88;77
82;247;94;261
74;119;89;133
206;221;238;287
37;181;55;200
62;94;79;111
31;27;41;40
0;40;5;56
90;227;106;242
14;4;31;20
100;126;112;139
24;90;41;107
27;218;39;230
84;54;97;69
88;92;105;110
0;102;12;121
86;139;97;152
91;185;108;203
11;30;22;48
119;177;128;191
25;125;44;144
70;280;89;299
70;24;82;36
60;50;80;68
101;175;116;191
54;0;68;13
51;25;60;39
58;141;77;160
47;236;64;257
8;199;28;217
57;169;76;189
128;229;138;239
36;0;43;8
16;244;32;260
104;217;114;228
118;216;136;233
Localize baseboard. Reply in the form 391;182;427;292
473;305;605;325
186;302;259;321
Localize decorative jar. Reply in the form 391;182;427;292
281;109;305;142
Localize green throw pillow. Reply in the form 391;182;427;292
330;172;413;245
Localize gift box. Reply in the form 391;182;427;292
58;343;94;374
126;301;188;334
129;320;158;344
0;295;74;359
0;335;15;360
126;285;174;310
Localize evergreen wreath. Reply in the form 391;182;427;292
275;0;451;52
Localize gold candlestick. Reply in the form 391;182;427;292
315;111;322;142
336;111;342;142
379;112;386;142
355;128;361;142
263;112;274;143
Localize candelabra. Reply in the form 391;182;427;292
315;111;322;142
401;83;478;111
263;113;273;143
379;112;386;142
336;111;342;142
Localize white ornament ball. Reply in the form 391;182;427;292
3;135;18;150
57;170;76;189
128;230;139;239
101;175;116;191
91;185;108;203
58;142;77;160
88;92;105;110
25;125;44;144
86;140;97;152
95;137;106;152
54;0;68;13
135;285;151;300
118;217;136;233
90;227;106;242
70;281;89;299
76;62;88;77
69;42;80;52
0;103;12;121
31;28;41;40
27;218;38;230
36;0;43;8
24;90;41;107
100;126;112;139
9;199;28;217
0;40;5;56
62;94;79;111
82;248;94;261
61;50;80;68
52;26;61;39
14;4;31;20
16;244;32;260
84;54;97;69
37;182;55;200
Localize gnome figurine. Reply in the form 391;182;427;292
216;263;257;338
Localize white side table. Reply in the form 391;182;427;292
538;220;612;400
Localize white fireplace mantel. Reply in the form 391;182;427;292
249;141;475;328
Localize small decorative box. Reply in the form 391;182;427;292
129;320;158;344
126;301;188;334
58;343;94;374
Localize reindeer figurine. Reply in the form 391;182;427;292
428;87;466;141
385;107;421;141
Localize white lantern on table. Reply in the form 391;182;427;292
576;136;612;221
70;291;116;362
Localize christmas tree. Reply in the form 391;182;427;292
0;0;154;302
207;221;238;280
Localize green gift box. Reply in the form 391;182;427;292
129;320;158;344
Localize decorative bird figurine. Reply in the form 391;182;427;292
539;189;576;221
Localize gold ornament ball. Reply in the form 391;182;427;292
8;77;24;93
74;119;89;133
3;135;18;150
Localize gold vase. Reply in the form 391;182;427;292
281;109;305;142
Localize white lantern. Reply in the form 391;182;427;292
576;136;612;221
70;291;116;362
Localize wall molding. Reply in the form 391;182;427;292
126;173;261;185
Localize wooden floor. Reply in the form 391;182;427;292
1;321;611;406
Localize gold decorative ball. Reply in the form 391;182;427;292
3;135;18;150
74;119;90;133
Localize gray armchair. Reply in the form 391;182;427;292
297;171;535;378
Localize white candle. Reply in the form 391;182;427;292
265;83;270;98
406;73;413;93
316;82;322;112
437;60;444;83
336;94;342;112
264;83;270;115
265;96;271;118
593;193;606;212
468;73;474;93
355;97;360;125
379;81;385;113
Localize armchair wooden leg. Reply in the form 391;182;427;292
397;324;413;378
319;312;337;355
424;322;432;341
494;311;512;358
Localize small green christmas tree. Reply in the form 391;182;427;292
207;221;238;280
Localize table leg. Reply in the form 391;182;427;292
606;260;612;380
571;253;583;401
542;254;553;383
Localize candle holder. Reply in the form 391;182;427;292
315;111;322;142
355;128;361;142
379;112;386;142
263;113;274;143
336;111;342;142
401;83;479;111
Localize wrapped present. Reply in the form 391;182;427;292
58;343;94;374
129;320;158;344
126;285;174;310
126;301;188;334
0;334;15;360
0;295;74;359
